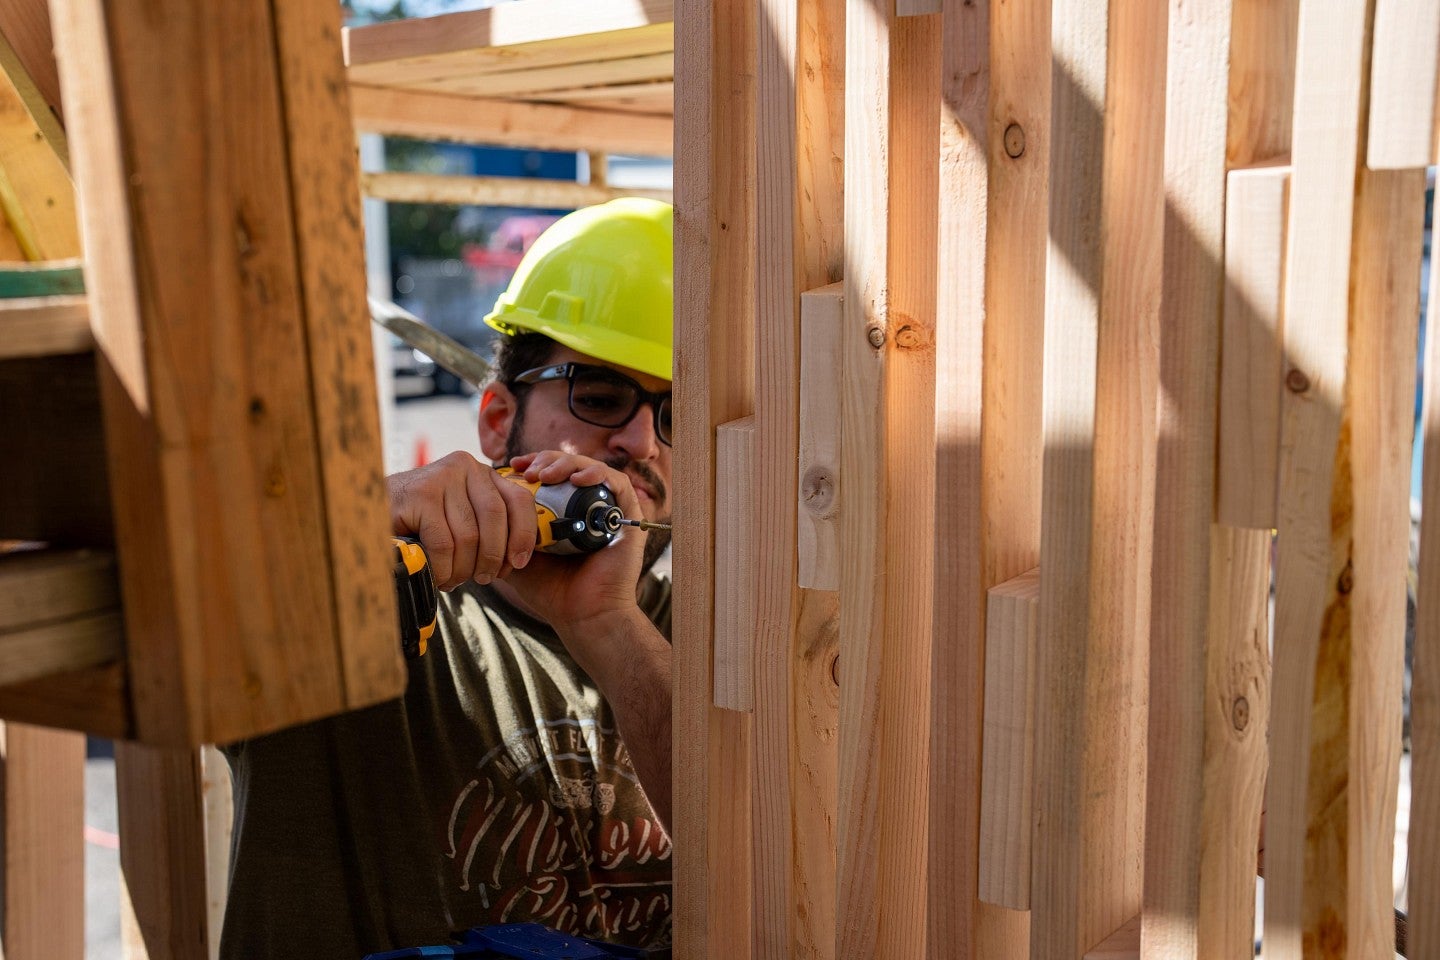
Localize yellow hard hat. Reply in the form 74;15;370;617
484;198;673;381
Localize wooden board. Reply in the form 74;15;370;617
836;7;939;959
1226;0;1298;168
360;171;671;209
798;283;843;593
115;742;210;960
201;745;232;960
51;0;404;745
1366;0;1440;169
1343;163;1423;958
0;662;131;739
1;721;85;960
1031;0;1164;954
0;295;91;359
1084;915;1140;960
0;46;78;261
1262;0;1372;955
350;86;675;157
0;0;62;130
714;416;756;712
671;0;757;951
1141;4;1270;958
977;568;1039;911
1217;165;1288;530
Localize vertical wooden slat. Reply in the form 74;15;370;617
931;0;1032;953
1346;164;1423;959
0;723;85;960
1031;0;1164;954
836;1;939;957
1217;165;1288;531
201;745;233;960
1366;0;1440;170
798;283;843;592
115;742;209;960
1262;0;1372;955
0;0;62;130
977;568;1039;912
269;0;406;712
714;416;756;712
673;0;757;951
1226;0;1298;168
1143;3;1268;958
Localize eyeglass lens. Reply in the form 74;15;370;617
569;371;672;444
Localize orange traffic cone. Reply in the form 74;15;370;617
414;436;430;468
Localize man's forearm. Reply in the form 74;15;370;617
556;608;672;832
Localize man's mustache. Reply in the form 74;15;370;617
605;455;668;508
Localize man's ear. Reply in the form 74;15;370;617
478;382;517;462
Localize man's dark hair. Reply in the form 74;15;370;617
492;331;559;387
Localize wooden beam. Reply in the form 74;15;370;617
115;743;210;960
0;295;90;359
798;283;842;592
201;745;232;960
671;0;756;951
51;0;404;745
0;46;78;260
0;662;130;739
977;568;1039;911
421;51;672;99
1262;0;1373;955
1032;0;1165;954
714;416;756;712
1217;165;1288;530
1143;4;1277;958
0;721;85;959
750;0;844;954
836;5;939;958
1343;164;1423;959
350;85;674;157
1226;0;1298;168
345;0;673;71
361;171;672;209
1366;0;1440;169
0;0;62;130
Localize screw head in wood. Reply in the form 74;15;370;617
866;325;886;349
1004;123;1026;159
1285;368;1310;393
1231;696;1250;732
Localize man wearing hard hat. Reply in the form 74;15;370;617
222;199;676;959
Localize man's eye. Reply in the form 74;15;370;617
574;392;628;412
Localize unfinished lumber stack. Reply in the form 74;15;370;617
677;0;1437;956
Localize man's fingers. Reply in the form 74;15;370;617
496;474;540;570
440;479;480;590
464;468;510;584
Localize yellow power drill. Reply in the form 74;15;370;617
391;468;669;658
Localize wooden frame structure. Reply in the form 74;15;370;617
675;0;1440;958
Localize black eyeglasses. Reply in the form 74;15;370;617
511;362;673;447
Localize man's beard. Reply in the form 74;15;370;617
504;414;673;576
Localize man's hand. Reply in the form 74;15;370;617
386;452;540;590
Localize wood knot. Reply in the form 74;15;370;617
1231;696;1250;731
1003;123;1026;159
1337;561;1354;594
894;324;925;349
801;466;836;517
265;467;287;498
249;397;267;422
866;325;886;349
1285;368;1311;393
829;652;840;687
244;673;263;698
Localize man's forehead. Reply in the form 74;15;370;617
548;345;672;393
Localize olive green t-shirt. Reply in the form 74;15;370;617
220;576;673;960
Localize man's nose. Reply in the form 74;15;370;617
609;402;661;461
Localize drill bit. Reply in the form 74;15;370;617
616;518;672;533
